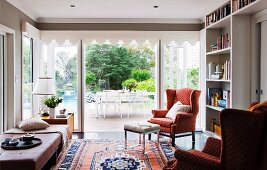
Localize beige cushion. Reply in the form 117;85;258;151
166;101;191;120
16;118;49;131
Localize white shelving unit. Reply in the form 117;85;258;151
203;0;266;136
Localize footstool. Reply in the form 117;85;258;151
124;122;160;154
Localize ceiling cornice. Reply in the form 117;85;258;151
37;18;202;24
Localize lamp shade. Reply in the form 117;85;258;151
32;77;56;95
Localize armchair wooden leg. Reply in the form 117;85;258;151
148;134;151;140
192;131;195;142
171;136;175;147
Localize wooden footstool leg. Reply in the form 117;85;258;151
143;133;145;154
157;131;160;147
125;130;127;149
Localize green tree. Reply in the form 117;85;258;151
85;44;153;89
55;51;77;96
187;68;199;89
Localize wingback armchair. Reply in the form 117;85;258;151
172;108;267;170
148;88;201;146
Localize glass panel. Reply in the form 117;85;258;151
163;41;200;107
0;35;4;132
54;46;78;129
84;42;157;132
22;36;33;120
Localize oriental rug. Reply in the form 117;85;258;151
53;139;175;170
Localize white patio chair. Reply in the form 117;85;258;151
102;91;121;118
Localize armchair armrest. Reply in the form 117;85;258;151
152;109;168;118
174;112;193;123
202;137;221;158
175;149;221;169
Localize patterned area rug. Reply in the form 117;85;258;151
53;139;175;170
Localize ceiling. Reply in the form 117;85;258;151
7;0;228;23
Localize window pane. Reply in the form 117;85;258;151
22;36;33;120
54;46;78;129
163;41;200;107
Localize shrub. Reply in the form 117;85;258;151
122;78;137;91
131;68;151;82
135;79;155;92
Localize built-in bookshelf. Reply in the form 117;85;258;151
202;0;266;136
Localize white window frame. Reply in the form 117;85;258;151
22;35;34;120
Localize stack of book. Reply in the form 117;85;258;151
206;2;231;27
232;0;257;13
217;33;231;50
223;60;231;80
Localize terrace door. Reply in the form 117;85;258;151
50;43;81;131
83;40;157;132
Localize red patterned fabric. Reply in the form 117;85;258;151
152;109;169;118
149;88;201;143
149;117;174;127
173;109;267;170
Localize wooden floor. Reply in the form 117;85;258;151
73;131;207;151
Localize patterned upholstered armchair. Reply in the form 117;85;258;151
148;88;201;146
172;108;267;170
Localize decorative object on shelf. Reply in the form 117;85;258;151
208;62;215;79
207;88;223;106
43;95;62;119
32;77;56;114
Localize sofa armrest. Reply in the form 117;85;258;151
152;109;168;118
175;149;221;169
202;137;221;158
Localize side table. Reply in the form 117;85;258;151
41;113;74;139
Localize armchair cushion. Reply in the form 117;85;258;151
149;117;174;128
166;101;191;120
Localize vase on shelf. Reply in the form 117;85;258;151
49;108;55;119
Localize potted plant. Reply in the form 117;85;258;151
43;96;62;118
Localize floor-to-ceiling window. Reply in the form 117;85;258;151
0;34;4;132
163;40;201;127
163;41;200;102
54;45;79;130
22;36;33;120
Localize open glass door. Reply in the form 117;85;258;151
0;34;4;133
22;36;33;120
53;44;80;131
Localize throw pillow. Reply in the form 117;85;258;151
16;118;49;131
166;101;191;120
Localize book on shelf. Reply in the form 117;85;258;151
232;0;257;13
206;2;231;27
207;88;223;106
223;60;231;80
217;33;231;50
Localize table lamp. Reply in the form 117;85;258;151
32;77;56;115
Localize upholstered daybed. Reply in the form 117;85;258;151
0;125;69;170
